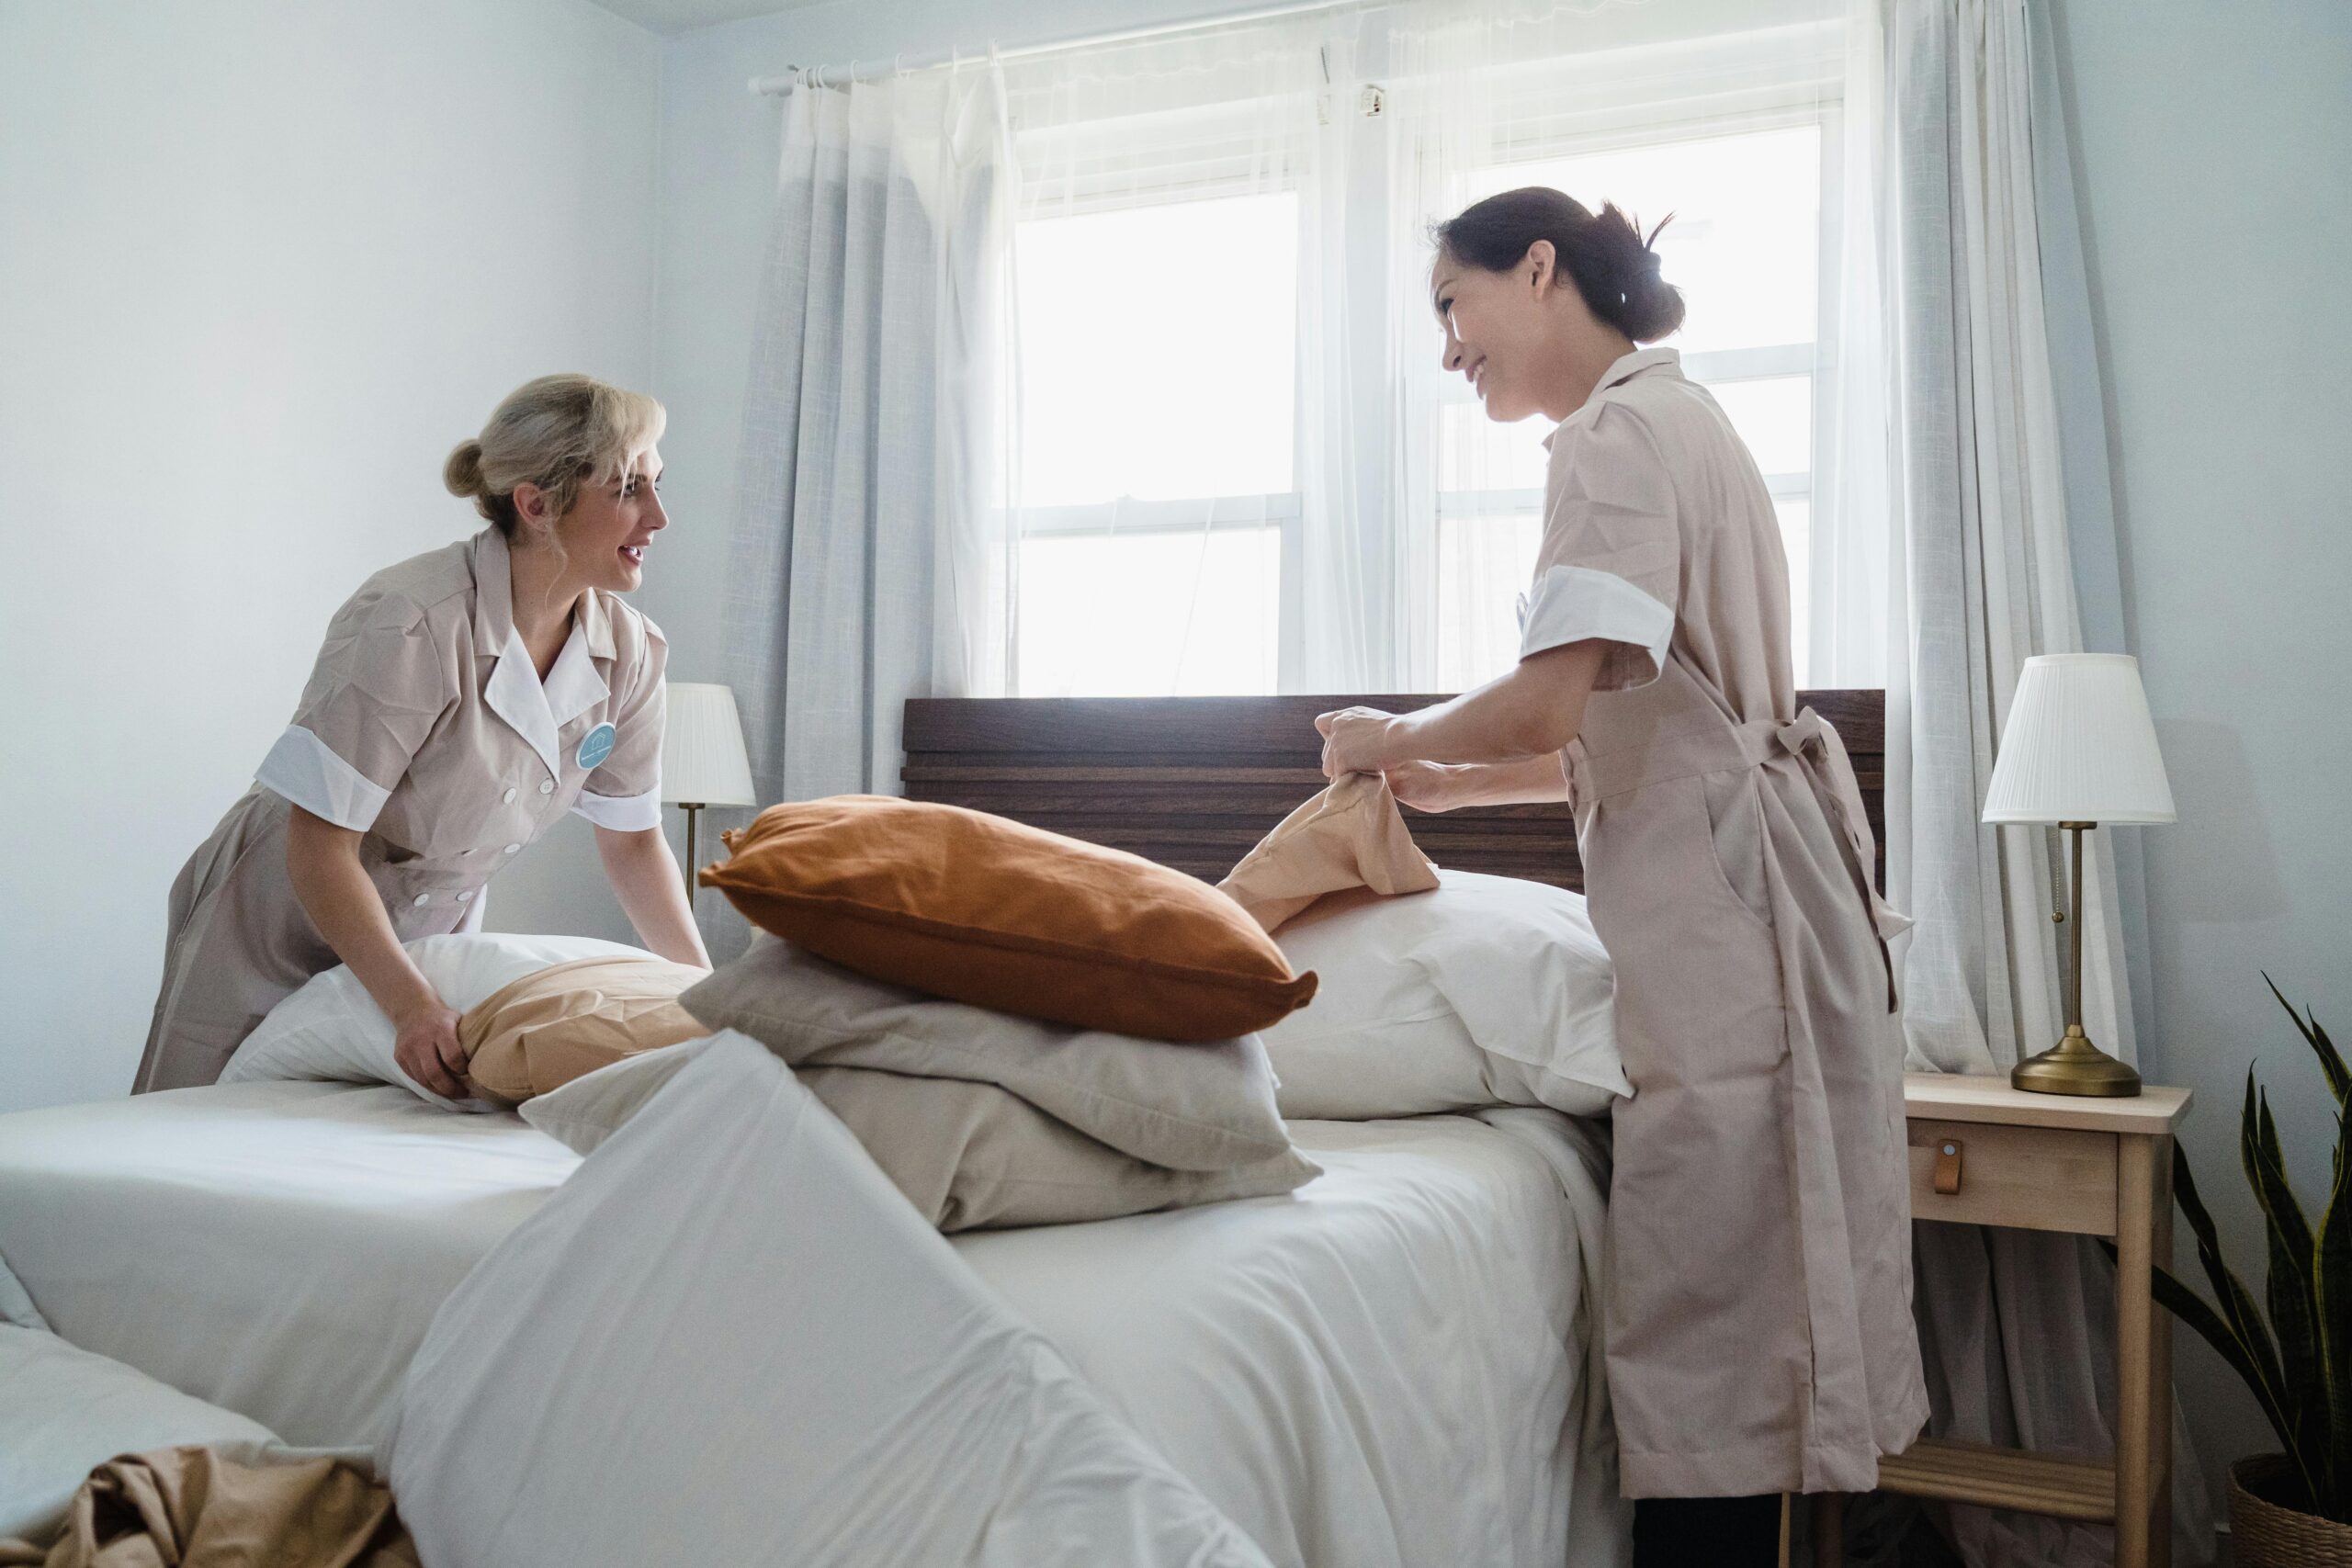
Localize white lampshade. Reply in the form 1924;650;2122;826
661;683;756;807
1982;654;2175;825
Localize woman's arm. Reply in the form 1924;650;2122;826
594;825;713;970
1317;639;1608;777
1387;751;1571;814
284;806;469;1098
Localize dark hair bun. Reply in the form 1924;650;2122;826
1433;187;1686;342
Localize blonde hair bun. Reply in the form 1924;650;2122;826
443;438;487;500
447;375;666;535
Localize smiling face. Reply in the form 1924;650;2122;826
1431;242;1568;424
553;446;668;593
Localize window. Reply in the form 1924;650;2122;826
1011;192;1299;696
1431;119;1832;691
1004;16;1844;696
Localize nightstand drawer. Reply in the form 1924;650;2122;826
1907;1119;2119;1235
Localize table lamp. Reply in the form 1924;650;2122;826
1981;653;2175;1097
660;683;756;894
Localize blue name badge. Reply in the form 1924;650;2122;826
576;723;618;771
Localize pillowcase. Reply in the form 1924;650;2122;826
458;954;711;1106
682;934;1295;1173
220;933;657;1106
520;1038;1318;1231
698;795;1316;1042
1216;771;1440;933
395;1033;1275;1568
1261;870;1630;1120
0;1321;284;1542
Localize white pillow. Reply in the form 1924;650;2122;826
390;1032;1272;1568
0;1321;284;1540
1261;870;1629;1120
220;932;656;1106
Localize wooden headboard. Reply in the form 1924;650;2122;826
902;692;1885;895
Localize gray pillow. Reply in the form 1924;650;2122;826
681;935;1297;1173
521;1035;1318;1231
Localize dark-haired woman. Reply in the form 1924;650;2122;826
138;375;709;1099
1317;189;1926;1563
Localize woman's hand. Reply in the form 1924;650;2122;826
1316;706;1401;780
391;998;469;1100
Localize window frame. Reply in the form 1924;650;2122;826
1003;17;1848;696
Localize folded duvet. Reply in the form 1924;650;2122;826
385;1032;1272;1568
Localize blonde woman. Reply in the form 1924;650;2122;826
137;375;710;1099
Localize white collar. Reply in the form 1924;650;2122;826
483;615;609;782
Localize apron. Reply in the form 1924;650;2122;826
136;528;668;1093
1526;347;1928;1497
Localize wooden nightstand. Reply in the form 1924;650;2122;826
1811;1074;2195;1568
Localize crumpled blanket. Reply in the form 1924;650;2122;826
0;1448;416;1568
1218;772;1441;932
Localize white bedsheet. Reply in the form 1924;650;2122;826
0;1081;1623;1567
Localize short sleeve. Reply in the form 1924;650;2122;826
256;592;448;831
571;616;667;832
1519;404;1680;692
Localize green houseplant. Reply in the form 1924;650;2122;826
2128;979;2351;1563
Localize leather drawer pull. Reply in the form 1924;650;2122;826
1933;1138;1964;1196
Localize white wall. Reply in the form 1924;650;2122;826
2048;0;2352;1513
0;0;662;1111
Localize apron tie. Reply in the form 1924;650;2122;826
1773;708;1913;943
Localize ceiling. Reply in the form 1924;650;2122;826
589;0;832;37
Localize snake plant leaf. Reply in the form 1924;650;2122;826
2316;1102;2352;1519
2267;973;2348;1108
2246;1080;2328;1489
2167;1144;2298;1461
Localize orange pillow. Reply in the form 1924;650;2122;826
699;796;1317;1042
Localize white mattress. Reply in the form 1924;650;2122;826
0;1081;1623;1568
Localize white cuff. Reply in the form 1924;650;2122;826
256;725;390;831
571;784;662;832
1517;565;1674;669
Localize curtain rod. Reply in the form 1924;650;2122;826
747;0;1363;96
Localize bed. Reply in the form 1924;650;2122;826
0;690;1883;1568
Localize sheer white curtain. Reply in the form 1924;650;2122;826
1384;0;1887;694
724;62;1013;811
987;19;1363;697
1878;0;2211;1562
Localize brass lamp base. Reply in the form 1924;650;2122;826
2012;1024;2143;1097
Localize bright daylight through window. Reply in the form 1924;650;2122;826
1011;60;1832;696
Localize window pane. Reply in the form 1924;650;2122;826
1434;510;1544;694
1438;401;1552;493
1017;527;1281;696
1484;123;1819;356
1706;375;1812;478
1015;193;1298;508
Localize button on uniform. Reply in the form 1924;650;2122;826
457;890;475;905
412;894;430;908
504;843;522;855
538;779;554;795
503;787;517;805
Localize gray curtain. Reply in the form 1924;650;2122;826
1882;1;2211;1562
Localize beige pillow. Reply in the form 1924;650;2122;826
680;936;1293;1173
1217;772;1440;933
458;954;712;1106
519;1038;1319;1232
